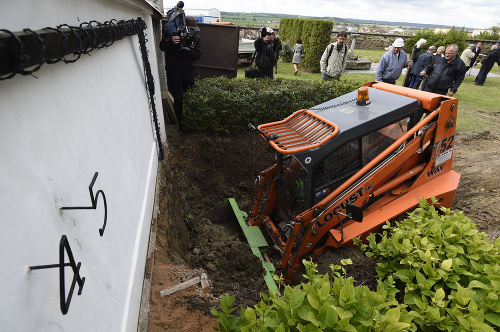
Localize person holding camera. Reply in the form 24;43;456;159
254;27;282;79
160;15;201;132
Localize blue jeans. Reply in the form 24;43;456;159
409;75;422;89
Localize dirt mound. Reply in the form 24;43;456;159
148;127;275;331
452;131;500;241
183;216;266;296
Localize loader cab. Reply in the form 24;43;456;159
309;118;408;205
261;87;418;222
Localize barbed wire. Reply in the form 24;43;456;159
0;18;145;80
0;17;164;160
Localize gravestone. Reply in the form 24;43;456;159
346;34;372;70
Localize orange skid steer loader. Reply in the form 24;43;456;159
207;82;460;291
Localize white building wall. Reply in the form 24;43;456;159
183;8;221;23
0;0;164;331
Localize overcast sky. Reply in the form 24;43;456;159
172;0;500;30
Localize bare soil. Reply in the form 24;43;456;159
147;124;500;331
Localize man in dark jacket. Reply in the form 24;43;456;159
254;27;282;79
404;38;426;87
420;44;465;96
160;16;202;132
470;42;482;68
475;45;500;86
409;45;435;89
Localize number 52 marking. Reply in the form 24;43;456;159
434;134;454;159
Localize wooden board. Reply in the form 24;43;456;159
402;48;415;87
161;90;177;125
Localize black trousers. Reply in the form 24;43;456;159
167;71;195;125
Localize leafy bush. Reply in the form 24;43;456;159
280;18;333;73
211;259;415;332
362;198;500;331
183;77;359;133
279;42;293;62
474;26;500;41
211;198;500;331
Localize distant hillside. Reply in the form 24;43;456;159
337;17;468;30
222;11;471;30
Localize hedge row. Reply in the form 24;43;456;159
279;18;334;73
183;76;360;133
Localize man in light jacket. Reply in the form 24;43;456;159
376;38;412;84
460;44;476;72
320;31;349;80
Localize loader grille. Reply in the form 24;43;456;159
258;110;339;154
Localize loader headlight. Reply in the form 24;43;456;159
356;87;370;106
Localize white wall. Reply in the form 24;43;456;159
183;8;221;23
0;0;164;331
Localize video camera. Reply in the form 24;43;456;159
163;1;196;51
260;27;272;38
176;18;196;52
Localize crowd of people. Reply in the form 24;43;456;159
377;38;500;96
159;8;500;132
250;31;500;96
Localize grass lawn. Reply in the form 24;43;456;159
236;55;500;133
351;49;387;63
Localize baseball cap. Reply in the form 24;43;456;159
392;38;404;48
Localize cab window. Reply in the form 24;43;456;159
313;119;407;204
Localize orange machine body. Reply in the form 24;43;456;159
248;82;460;283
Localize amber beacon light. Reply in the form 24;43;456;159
356;87;370;106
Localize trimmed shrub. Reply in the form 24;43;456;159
183;77;359;133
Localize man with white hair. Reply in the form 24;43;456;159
420;44;466;96
405;38;426;86
376;38;412;84
436;46;445;57
461;44;476;72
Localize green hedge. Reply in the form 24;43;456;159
183;77;359;133
280;18;333;73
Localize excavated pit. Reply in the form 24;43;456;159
148;126;500;332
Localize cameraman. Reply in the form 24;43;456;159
254;27;281;78
160;16;201;132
